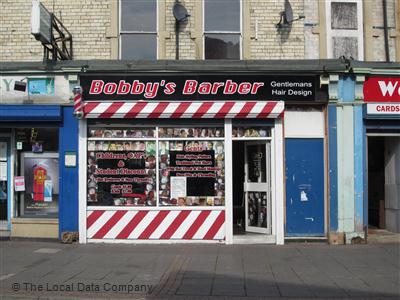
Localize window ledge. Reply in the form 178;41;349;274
11;218;59;225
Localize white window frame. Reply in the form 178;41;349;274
326;0;364;60
202;0;243;60
86;125;225;209
118;0;159;60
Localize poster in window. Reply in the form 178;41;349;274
170;176;187;199
159;140;225;206
22;156;58;218
87;141;156;206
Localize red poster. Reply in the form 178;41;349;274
33;166;47;201
364;77;400;102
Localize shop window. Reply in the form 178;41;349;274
15;128;59;218
326;0;363;60
204;0;241;59
87;125;225;207
120;0;157;59
232;126;271;138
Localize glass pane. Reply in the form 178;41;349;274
121;0;156;31
205;34;240;59
121;34;157;60
159;140;225;206
87;140;157;206
248;192;267;228
205;0;240;31
21;156;59;218
88;127;156;139
332;37;358;59
331;2;357;30
247;144;266;182
159;127;224;138
232;127;270;138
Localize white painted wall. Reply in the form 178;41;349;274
284;110;325;138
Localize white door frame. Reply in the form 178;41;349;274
244;141;271;234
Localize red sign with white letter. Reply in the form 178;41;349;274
364;77;400;102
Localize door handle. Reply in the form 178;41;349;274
305;217;314;222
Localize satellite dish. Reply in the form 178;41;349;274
173;3;190;22
284;0;293;24
276;0;304;28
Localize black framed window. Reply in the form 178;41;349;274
204;0;241;59
120;0;157;59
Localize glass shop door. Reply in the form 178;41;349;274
244;142;271;234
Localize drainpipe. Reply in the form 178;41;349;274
383;0;390;62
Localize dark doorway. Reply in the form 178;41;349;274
232;141;245;234
368;137;385;229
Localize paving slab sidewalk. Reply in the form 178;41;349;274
0;241;399;299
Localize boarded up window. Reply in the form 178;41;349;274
331;2;358;30
332;37;358;59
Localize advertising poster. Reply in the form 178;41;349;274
22;156;58;218
87;141;156;206
169;150;216;196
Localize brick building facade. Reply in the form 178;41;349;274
1;0;399;61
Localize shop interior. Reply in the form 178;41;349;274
368;136;400;234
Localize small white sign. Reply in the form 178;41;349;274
44;180;52;202
65;152;76;167
367;103;400;115
170;176;187;199
0;162;7;181
14;176;25;192
16;141;23;150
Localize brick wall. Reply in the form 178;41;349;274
0;0;111;61
371;0;397;61
0;0;397;62
164;0;198;59
303;0;320;59
248;0;305;59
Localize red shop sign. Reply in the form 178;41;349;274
364;77;400;102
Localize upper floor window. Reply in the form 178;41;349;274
204;0;241;59
326;0;363;60
120;0;157;59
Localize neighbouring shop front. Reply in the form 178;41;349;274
0;74;79;239
363;76;400;234
78;71;328;244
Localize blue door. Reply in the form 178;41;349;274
285;138;324;236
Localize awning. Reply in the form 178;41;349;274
83;101;284;119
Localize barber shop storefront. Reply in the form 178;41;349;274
78;72;323;244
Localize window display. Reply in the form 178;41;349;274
15;128;59;219
159;127;224;138
159;140;224;206
232;127;270;138
89;127;156;139
20;154;59;218
87;125;225;207
87;141;156;206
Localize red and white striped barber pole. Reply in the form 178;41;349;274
73;86;83;118
83;101;284;119
87;210;225;240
